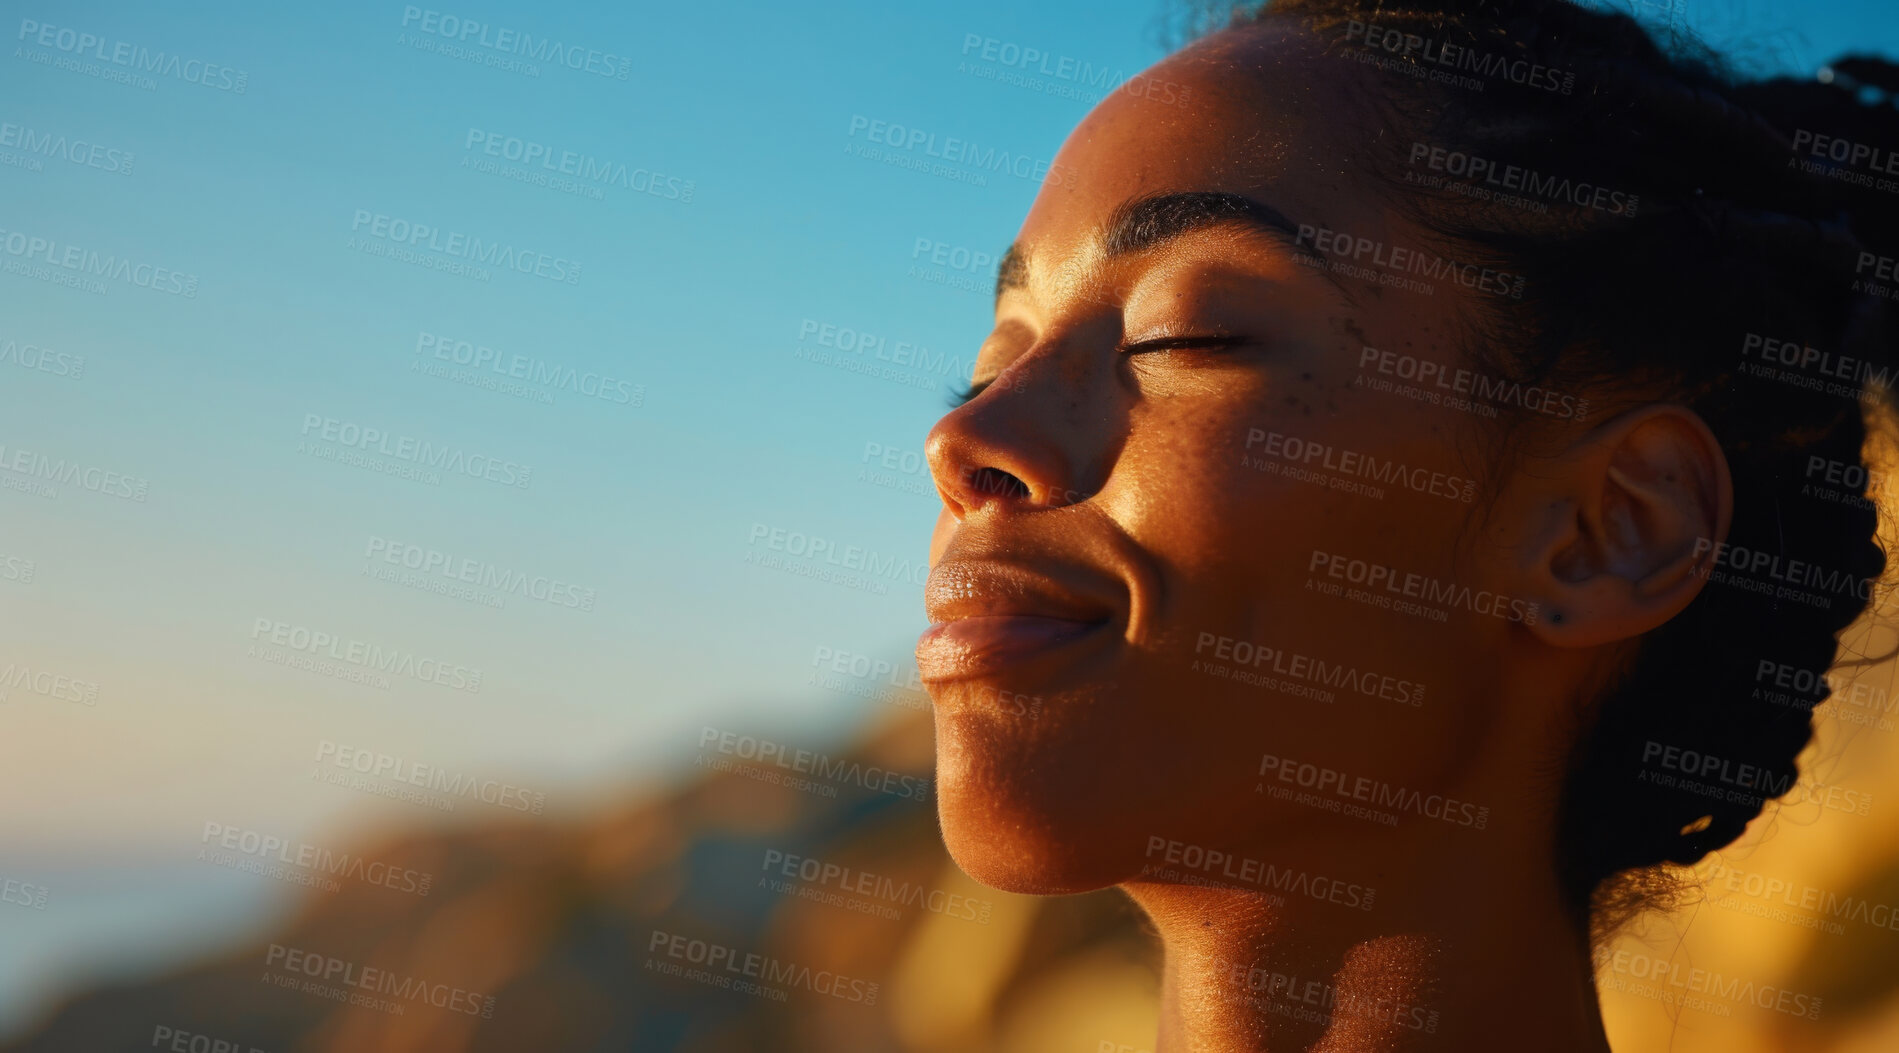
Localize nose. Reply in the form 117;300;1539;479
923;339;1118;521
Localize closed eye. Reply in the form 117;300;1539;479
950;335;1246;407
1119;334;1246;354
948;377;995;409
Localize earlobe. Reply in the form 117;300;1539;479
1519;406;1733;650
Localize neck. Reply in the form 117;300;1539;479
1121;824;1611;1052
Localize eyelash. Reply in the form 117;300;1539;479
948;378;994;408
948;335;1245;408
1119;334;1244;355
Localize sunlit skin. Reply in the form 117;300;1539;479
917;21;1733;1053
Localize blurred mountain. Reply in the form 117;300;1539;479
0;708;1161;1053
14;698;1899;1053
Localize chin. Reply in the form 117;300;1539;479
936;791;1130;895
930;705;1141;895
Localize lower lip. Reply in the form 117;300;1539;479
916;616;1108;683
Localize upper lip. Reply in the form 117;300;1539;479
923;557;1122;626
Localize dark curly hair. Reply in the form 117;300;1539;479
1224;0;1899;941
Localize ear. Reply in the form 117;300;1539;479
1515;405;1733;648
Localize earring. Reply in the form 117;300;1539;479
1550;609;1564;625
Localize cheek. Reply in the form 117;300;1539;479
1110;379;1475;666
1111;394;1319;579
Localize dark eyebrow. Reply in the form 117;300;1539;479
995;243;1027;306
993;190;1333;303
1105;191;1317;260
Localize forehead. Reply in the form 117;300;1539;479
1011;22;1367;286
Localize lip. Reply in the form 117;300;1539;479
916;616;1109;682
917;558;1122;683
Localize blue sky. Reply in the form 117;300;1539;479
1;0;1894;1036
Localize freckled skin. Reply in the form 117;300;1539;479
919;19;1727;1053
927;23;1506;900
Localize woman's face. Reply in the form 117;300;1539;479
919;23;1544;893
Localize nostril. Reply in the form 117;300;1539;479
964;466;1031;503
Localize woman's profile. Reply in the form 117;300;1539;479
914;0;1899;1048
